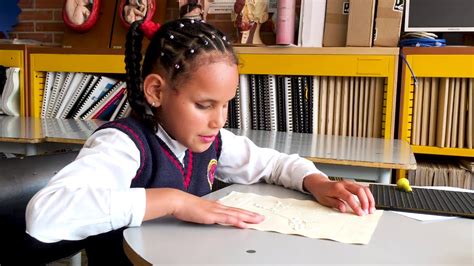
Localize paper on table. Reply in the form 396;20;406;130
219;191;383;245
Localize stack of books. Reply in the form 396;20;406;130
40;71;130;121
408;157;473;190
226;74;386;138
411;77;473;149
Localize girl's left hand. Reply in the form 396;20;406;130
303;174;376;216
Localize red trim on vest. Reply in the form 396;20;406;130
183;152;193;189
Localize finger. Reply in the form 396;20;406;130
342;182;370;215
364;186;376;214
216;205;264;220
318;197;347;213
336;189;365;216
216;210;264;229
216;206;265;224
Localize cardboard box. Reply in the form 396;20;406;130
346;0;376;47
373;0;403;47
323;0;350;47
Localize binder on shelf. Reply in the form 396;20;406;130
109;95;128;121
445;78;455;147
326;76;335;135
283;76;293;132
428;78;439;146
312;76;320;134
51;72;75;118
412;78;423;145
334;77;342;135
276;75;287;132
347;77;354;137
66;75;100;119
234;84;242;129
41;72;55;118
358;77;365;137
319;76;327;135
80;81;127;120
268;75;278;131
457;78;467;149
72;76;118;119
436;78;450;147
451;78;461;147
238;75;251;130
249;75;258;130
47;72;67;118
361;77;369;137
340;77;349;136
367;77;376;138
420;77;431;146
352;77;360;137
467;79;473;149
56;73;87;119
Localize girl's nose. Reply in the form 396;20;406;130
210;107;227;129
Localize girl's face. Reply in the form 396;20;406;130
155;60;238;153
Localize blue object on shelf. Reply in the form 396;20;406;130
0;0;21;38
399;38;447;47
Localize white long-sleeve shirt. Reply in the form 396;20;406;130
26;126;325;243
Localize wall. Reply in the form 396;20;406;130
6;0;179;46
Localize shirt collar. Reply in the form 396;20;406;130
157;124;187;164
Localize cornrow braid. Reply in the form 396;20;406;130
125;18;238;132
124;20;156;131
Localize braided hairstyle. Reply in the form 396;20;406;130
124;19;238;132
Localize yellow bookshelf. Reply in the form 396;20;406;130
399;47;474;177
0;44;27;116
27;47;399;139
28;47;125;119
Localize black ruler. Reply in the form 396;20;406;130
369;184;474;219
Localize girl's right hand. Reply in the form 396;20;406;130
144;188;265;228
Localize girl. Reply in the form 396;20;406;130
26;19;375;264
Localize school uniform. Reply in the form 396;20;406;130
26;117;325;264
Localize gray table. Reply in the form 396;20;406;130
0;116;104;155
0;118;416;183
123;183;473;265
229;129;416;184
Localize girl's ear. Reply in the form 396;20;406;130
143;73;166;108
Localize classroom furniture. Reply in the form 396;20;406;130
0;117;415;183
398;47;474;177
0;116;104;155
229;128;416;184
0;152;84;265
25;47;399;139
0;44;28;116
123;183;473;265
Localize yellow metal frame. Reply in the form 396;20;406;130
27;47;399;139
399;51;474;158
0;48;26;116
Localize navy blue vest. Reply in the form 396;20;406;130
97;117;222;197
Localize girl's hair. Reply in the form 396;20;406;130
124;19;238;131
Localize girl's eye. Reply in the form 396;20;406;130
196;103;212;110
